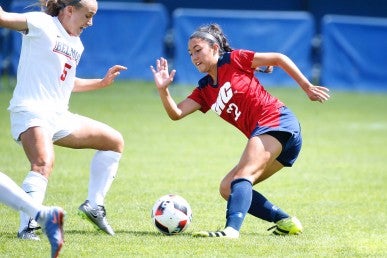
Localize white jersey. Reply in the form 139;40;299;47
8;12;84;113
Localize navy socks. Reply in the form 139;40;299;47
248;189;289;222
225;178;252;231
225;178;290;231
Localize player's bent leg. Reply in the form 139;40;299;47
54;116;121;236
54;115;124;153
194;178;253;239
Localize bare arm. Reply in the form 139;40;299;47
150;57;201;120
252;52;330;103
72;65;127;92
0;7;28;32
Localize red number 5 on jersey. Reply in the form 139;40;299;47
60;63;72;81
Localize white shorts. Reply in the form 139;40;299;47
10;110;82;142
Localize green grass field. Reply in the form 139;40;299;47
0;81;386;257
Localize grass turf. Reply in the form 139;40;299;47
0;81;386;257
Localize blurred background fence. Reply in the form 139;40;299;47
0;0;386;91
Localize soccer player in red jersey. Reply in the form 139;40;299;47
151;23;330;238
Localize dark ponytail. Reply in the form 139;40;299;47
202;24;233;53
190;23;233;54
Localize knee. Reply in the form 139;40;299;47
219;180;230;200
116;132;125;153
111;131;125;153
31;159;54;178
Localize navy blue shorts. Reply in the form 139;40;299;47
250;106;302;167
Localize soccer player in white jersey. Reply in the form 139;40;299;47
0;171;64;257
0;0;127;239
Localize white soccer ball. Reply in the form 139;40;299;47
151;194;193;235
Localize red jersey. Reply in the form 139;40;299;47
188;49;284;138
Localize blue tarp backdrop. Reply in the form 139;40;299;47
2;1;387;92
77;2;168;80
321;15;387;92
173;9;315;87
8;2;168;81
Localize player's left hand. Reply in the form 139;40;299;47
306;85;330;103
101;65;127;87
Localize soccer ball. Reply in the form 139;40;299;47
151;194;192;235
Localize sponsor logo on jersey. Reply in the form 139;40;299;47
211;82;233;115
211;82;241;121
53;40;81;63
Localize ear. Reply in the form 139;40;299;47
213;43;222;56
63;5;75;16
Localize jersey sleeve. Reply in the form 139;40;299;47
231;49;256;74
187;88;210;113
24;12;51;37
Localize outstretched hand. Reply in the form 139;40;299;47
150;57;176;90
305;85;330;103
101;65;127;87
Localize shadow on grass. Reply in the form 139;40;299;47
65;229;273;237
65;229;184;237
0;230;290;242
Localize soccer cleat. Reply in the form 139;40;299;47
193;227;239;238
268;216;303;235
17;227;40;241
37;207;65;258
18;217;41;240
78;200;115;235
28;218;41;230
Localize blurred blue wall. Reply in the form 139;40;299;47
77;2;168;80
1;0;386;91
321;15;387;92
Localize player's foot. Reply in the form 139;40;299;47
193;226;239;238
37;207;65;258
268;216;303;235
17;218;41;240
28;218;41;230
17;227;40;240
78;200;115;235
17;218;41;241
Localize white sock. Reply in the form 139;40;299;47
19;171;48;232
87;150;121;208
0;172;42;220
